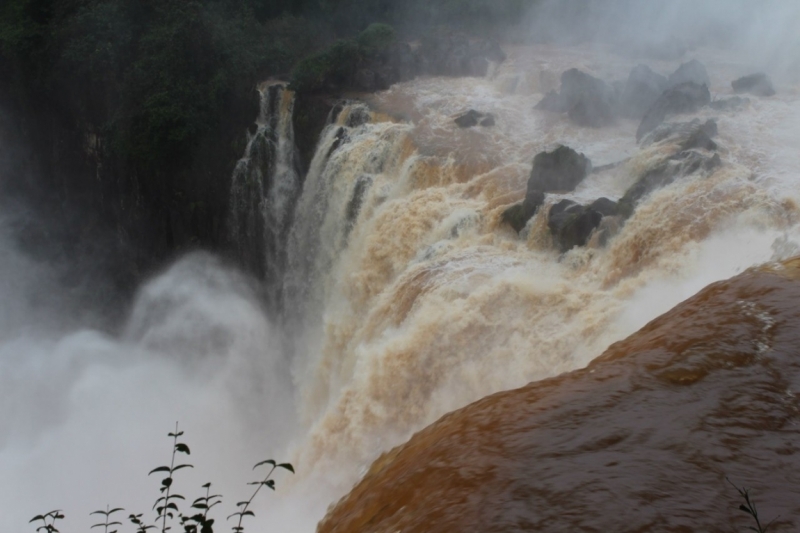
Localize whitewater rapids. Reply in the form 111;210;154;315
2;40;800;532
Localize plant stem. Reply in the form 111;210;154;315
235;464;277;532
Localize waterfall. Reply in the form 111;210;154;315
228;82;302;310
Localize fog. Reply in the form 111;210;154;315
0;208;301;531
525;0;800;78
2;0;800;531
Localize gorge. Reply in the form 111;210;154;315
2;1;800;532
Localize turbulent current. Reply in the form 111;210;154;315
3;37;800;532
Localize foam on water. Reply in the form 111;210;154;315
3;34;800;532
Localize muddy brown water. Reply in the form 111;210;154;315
318;259;800;532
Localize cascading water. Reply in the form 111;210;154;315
270;45;800;503
229;82;302;309
4;6;800;531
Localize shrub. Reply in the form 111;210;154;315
357;22;395;56
30;423;294;533
289;39;360;93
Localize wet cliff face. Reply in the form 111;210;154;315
318;258;800;532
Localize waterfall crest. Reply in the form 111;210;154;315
229;83;303;309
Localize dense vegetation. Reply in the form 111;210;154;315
0;0;534;279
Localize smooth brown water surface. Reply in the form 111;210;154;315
318;259;800;532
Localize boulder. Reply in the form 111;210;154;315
454;110;495;128
679;119;718;151
534;90;565;112
502;189;545;233
588;197;618;216
667;59;710;88
528;145;592;192
547;200;604;252
732;73;776;97
636;82;711;142
354;69;377;92
454;109;482;128
560;68;617;127
617;150;722;219
640;118;718;151
618;65;668;119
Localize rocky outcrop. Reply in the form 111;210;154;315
534;90;564;112
454;110;495;128
618;65;668;119
544;197;619;252
528;145;592;192
317;263;800;533
640;118;718;151
636;82;710;142
501;146;591;233
547;199;605;252
732;73;776;97
617;150;721;218
501;189;545;233
667;59;710;88
534;69;617;127
538;69;617;127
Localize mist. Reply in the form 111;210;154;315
524;0;800;78
0;216;303;531
2;0;800;531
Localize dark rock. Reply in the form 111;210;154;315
373;65;398;90
588;197;618;216
468;55;490;77
328;127;348;158
293;94;344;175
732;73;776;97
617;150;722;219
472;39;507;64
345;105;371;128
560;69;617;127
454;109;482;128
619;65;668;119
502;189;545;233
547;200;604;252
535;90;566;112
667;59;710;88
709;96;750;111
637;82;711;142
640;118;717;151
454;110;495;128
568;98;615;127
528;145;592;193
680;120;718;151
387;42;419;82
354;69;377;92
342;175;374;245
345;175;373;225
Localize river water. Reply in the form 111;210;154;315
2;36;800;532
